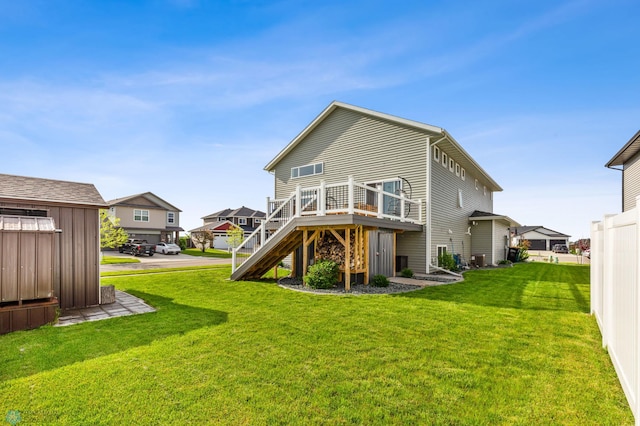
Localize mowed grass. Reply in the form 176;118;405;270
0;263;632;424
182;248;233;258
100;255;140;265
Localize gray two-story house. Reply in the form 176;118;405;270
606;129;640;212
231;101;518;286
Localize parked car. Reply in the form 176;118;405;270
155;242;181;255
552;244;569;254
119;239;155;256
583;248;591;258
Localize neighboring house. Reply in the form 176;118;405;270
107;192;183;244
190;206;266;250
606;129;640;212
510;226;570;251
230;101;519;284
0;174;107;333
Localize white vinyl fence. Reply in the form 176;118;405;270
591;200;640;424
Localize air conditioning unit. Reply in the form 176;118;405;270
470;254;485;267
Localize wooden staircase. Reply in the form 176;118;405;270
230;219;303;281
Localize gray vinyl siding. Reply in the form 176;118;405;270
430;143;493;265
273;108;431;274
492;220;510;264
470;221;492;265
271;106;498;274
623;151;640;212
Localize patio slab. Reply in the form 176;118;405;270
56;290;155;327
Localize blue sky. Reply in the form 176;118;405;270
1;0;638;240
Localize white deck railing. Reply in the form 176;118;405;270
231;176;422;273
591;196;640;424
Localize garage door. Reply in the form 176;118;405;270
528;239;546;250
549;239;566;248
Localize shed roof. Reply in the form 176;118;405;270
264;101;503;192
0;174;107;208
606;130;640;168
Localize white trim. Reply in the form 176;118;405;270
133;209;149;222
442;152;448;168
291;161;323;179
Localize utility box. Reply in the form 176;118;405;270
507;247;520;263
470;254;485;267
395;255;408;272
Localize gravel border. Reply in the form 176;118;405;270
277;277;424;295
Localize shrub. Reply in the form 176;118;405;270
517;240;530;262
438;252;458;272
304;260;339;289
370;274;390;287
400;268;414;278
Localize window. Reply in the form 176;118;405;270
365;178;402;215
134;209;149;222
455;163;460;177
437;245;448;266
458;189;463;208
238;218;247;225
433;146;440;162
442;152;448;168
167;212;175;224
475;179;479;190
461;168;466;181
449;158;455;172
254;219;261;224
291;162;323;179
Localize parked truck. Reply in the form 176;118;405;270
119;239;155;256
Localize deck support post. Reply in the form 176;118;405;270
345;227;351;291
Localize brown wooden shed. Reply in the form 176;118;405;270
0;174;107;332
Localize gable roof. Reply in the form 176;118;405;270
264;100;502;192
108;192;182;212
510;226;570;238
606;130;640;168
202;206;266;220
0;173;107;207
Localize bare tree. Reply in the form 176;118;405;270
192;228;215;253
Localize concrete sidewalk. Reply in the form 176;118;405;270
56;290;156;327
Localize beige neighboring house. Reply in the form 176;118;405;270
107;192;183;244
606;129;640;212
231;101;519;284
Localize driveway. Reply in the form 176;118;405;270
100;251;231;272
528;250;590;265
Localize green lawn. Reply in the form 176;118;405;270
0;263;632;424
182;247;233;258
100;255;140;265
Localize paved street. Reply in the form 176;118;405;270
100;251;232;272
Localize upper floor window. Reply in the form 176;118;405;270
461;168;466;181
134;209;149;222
433;146;440;162
167;212;175;224
449;158;455;172
455;163;460;177
254;218;262;224
238;218;247;225
442;152;448;168
291;162;323;179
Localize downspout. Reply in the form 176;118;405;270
427;135;460;276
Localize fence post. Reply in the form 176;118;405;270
295;185;302;218
636;196;640;423
348;176;355;215
377;184;383;218
319;180;326;216
231;249;236;274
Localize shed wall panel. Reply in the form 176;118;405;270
58;208;75;309
72;208;86;308
19;233;36;300
36;233;54;299
1;233;19;302
84;209;99;306
493;221;510;264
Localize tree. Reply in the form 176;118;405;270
192;229;215;253
100;209;129;250
226;225;245;252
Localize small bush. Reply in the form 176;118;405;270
304;260;339;289
498;259;512;265
400;268;414;278
370;274;390;287
438;253;458;272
